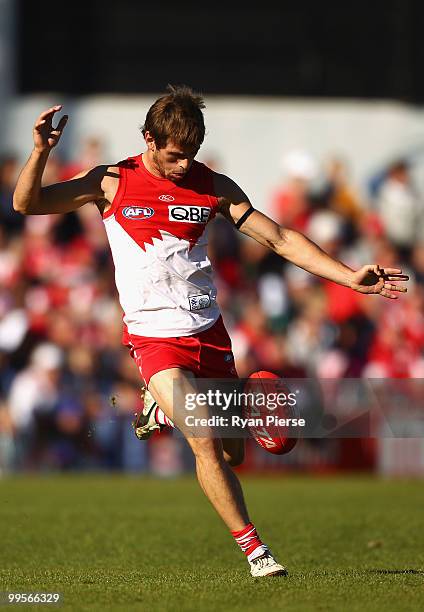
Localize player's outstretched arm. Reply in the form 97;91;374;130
13;106;106;215
214;173;408;300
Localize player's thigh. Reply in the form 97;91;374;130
222;437;245;467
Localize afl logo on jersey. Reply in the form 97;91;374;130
169;205;211;224
122;206;155;220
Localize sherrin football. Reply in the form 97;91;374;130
243;371;298;455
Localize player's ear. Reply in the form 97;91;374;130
144;131;156;152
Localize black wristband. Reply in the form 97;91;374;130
235;206;255;230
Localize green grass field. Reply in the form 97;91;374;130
0;474;423;611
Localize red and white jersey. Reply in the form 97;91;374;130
102;154;221;337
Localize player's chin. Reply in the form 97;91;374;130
169;172;186;182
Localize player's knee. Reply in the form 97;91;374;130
226;449;244;467
224;442;245;467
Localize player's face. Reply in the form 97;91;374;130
153;141;199;182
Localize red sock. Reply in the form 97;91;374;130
231;522;268;562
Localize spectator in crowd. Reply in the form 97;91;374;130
315;155;366;245
60;136;106;181
376;159;424;261
7;342;63;468
270;150;317;231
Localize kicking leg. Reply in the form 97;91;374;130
148;368;287;576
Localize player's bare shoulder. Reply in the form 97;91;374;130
212;171;253;224
212;172;251;208
96;165;121;216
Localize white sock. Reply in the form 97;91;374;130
155;407;174;428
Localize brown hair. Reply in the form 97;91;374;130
141;84;206;150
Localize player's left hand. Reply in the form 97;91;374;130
351;264;409;299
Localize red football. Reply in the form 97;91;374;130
243;371;298;455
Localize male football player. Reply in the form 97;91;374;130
13;85;408;576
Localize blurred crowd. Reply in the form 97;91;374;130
0;140;424;474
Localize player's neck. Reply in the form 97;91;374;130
142;151;164;179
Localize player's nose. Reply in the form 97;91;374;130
178;159;190;171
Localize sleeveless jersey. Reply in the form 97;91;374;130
102;154;222;337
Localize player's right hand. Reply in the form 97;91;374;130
33;105;68;153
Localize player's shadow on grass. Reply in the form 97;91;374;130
367;569;424;575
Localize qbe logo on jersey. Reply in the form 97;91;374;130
122;206;155;220
169;205;211;224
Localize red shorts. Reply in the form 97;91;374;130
122;316;238;386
